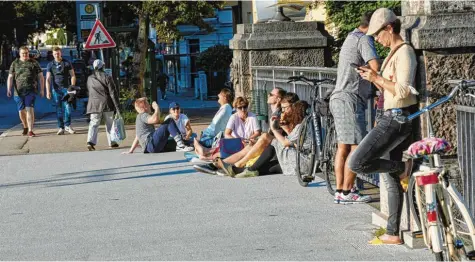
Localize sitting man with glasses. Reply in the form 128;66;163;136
164;102;196;146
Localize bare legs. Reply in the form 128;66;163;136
234;133;272;168
19;107;34;132
335;143;358;191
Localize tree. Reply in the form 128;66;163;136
128;1;225;97
324;1;401;64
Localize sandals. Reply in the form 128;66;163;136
216;157;236;177
368;235;403;245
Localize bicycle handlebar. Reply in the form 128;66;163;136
395;80;475;123
287;75;334;85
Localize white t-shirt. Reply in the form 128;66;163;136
164;113;189;136
225;112;260;139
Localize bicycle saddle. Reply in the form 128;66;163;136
407;137;452;158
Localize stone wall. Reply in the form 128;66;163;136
229;22;331;98
423;51;475;153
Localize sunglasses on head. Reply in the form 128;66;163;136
237;106;248;110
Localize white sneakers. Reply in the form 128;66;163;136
65;126;76;134
57;126;76;135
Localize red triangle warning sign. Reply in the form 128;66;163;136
84;20;116;49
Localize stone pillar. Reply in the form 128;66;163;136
229;21;331;98
401;0;475;152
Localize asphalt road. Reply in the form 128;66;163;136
0;150;433;260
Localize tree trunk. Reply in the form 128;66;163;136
132;13;148;97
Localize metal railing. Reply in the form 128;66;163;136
251;65;380;187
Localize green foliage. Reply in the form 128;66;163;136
141;1;225;43
121;110;138;125
196;44;233;72
324;1;401;64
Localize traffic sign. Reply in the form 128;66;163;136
84;20;116;49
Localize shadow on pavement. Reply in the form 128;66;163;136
55;159;190;177
0;164;194;189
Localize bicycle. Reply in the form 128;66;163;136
398;79;475;261
287;75;338;193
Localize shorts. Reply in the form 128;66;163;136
14;93;36;111
329;98;367;145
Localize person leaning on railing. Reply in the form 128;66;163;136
348;7;420;245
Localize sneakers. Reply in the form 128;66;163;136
57;128;65;135
340;192;372;204
193;164;218;175
176;145;194;152
28;131;36;137
334;192;345;204
22;128;28;136
65;126;76;134
235;168;259;178
87;142;95;151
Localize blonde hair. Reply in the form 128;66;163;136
134;97;149;112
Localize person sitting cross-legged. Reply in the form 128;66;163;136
122;98;194;154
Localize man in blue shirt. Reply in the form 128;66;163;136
46;47;77;135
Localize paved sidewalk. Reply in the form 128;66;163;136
0;150;432;260
0;89;218;156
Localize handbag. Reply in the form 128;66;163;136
219;138;244;159
110;113;127;142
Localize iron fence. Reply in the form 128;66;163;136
251;65;380;187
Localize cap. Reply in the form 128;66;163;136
366;8;397;36
169;102;180;109
93;59;104;70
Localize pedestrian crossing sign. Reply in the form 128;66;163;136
84;20;116;49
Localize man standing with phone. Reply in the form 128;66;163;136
329;11;380;204
7;46;44;137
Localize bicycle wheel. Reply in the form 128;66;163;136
295;116;315;187
444;188;475;260
322;119;337;195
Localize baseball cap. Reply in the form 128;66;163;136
366;8;397;36
93;59;104;70
169;102;180;109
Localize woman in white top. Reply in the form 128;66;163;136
224;96;261;142
164;101;195;145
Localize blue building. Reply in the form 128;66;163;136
158;7;234;95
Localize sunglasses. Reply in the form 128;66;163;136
237;106;248;110
281;105;290;111
172;107;180;111
268;93;275;97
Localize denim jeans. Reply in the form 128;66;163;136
146;118;181;153
348;109;416;236
52;88;72;129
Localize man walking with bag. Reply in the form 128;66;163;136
86;59;121;151
46;46;77;135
